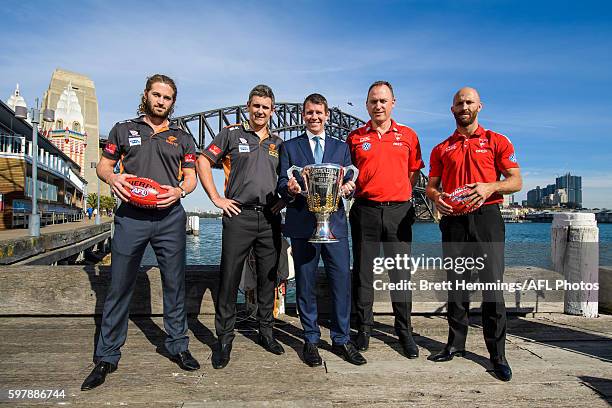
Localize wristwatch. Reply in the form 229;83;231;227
178;183;186;198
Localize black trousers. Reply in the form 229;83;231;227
96;203;188;365
349;199;414;339
215;208;281;344
440;204;507;362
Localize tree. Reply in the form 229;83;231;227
86;194;116;211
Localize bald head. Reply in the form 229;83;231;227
453;87;481;105
451;87;482;129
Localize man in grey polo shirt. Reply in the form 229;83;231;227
196;84;285;369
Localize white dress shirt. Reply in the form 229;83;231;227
306;129;326;157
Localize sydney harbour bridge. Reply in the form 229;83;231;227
173;103;435;219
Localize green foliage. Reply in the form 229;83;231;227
86;194;116;211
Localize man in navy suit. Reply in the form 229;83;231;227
277;93;366;367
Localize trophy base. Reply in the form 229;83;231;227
308;217;338;244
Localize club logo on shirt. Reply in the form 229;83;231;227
395;133;402;141
129;130;140;136
208;144;222;156
362;142;371;151
509;152;517;163
104;143;117;154
268;144;278;157
239;137;247;144
479;139;487;147
165;135;178;147
184;154;196;163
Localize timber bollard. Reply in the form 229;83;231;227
551;212;599;318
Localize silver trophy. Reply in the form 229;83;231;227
287;163;359;243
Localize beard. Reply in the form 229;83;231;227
144;97;172;120
453;110;478;127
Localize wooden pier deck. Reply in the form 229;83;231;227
0;313;610;406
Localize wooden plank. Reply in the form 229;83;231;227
0;266;567;316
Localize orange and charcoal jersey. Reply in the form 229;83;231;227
202;122;283;206
102;116;196;187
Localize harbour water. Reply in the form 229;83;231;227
142;219;612;267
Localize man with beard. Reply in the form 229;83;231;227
81;74;199;391
426;87;522;382
277;93;366;367
347;81;424;359
197;85;285;369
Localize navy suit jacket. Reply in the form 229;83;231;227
277;133;354;239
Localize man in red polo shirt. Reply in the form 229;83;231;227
347;80;424;359
426;87;522;382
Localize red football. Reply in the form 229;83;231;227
125;177;168;209
443;184;482;215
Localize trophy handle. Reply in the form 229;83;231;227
342;165;359;183
287;165;303;179
286;165;308;196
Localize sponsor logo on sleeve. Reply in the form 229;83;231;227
184;154;196;163
207;144;222;156
104;143;117;154
509;152;517;163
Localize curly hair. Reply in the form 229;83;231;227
137;74;177;117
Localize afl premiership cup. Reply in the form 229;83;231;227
287;163;358;243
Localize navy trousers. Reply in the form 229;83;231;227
291;238;351;345
95;203;189;365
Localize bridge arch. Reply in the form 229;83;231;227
172;103;435;219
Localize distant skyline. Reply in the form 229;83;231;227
2;0;610;210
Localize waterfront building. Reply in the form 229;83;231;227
41;69;110;196
44;83;88;176
526;175;582;209
556;173;582;208
0;99;86;229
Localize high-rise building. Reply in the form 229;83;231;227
41;69;110;197
527;186;542;207
556;173;582;208
44;83;88;176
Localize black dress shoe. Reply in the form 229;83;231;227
212;343;232;369
430;348;466;362
355;331;370;351
171;350;200;371
302;342;322;367
332;342;367;366
258;334;285;355
399;335;419;359
492;361;512;382
81;361;117;391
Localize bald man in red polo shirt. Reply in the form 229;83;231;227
426;87;522;382
347;80;424;359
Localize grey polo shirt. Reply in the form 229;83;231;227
202;122;283;206
102;116;197;187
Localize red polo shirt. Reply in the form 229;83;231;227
347;119;424;202
429;125;519;205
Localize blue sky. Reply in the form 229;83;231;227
1;0;611;210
